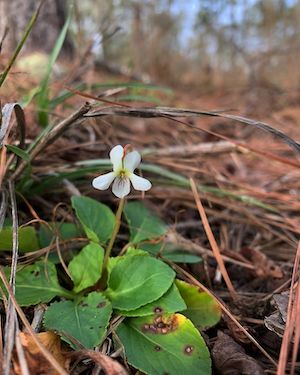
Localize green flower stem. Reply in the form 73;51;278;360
102;197;125;272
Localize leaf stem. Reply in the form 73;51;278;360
103;198;125;272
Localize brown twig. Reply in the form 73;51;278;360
277;241;300;375
84;106;300;154
190;177;237;299
3;180;19;375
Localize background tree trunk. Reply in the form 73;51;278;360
0;0;73;57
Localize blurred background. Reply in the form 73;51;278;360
2;0;300;96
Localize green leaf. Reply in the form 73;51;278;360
106;255;175;311
39;222;81;248
0;226;39;253
5;145;30;161
68;243;104;293
71;196;115;243
117;313;211;375
107;247;149;276
117;283;186;317
140;242;202;263
1;261;73;306
124;202;167;244
176;280;221;330
44;292;112;349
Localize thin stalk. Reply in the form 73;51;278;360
103;198;125;271
0;1;44;87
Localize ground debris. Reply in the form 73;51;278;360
69;350;128;375
13;331;66;375
240;247;284;279
264;291;289;337
212;331;264;375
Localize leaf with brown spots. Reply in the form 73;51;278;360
212;331;264;375
13;331;67;375
117;313;211;375
44;292;112;349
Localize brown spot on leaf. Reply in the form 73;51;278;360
184;345;194;355
153;306;163;313
154;345;161;351
97;301;106;308
142;315;178;335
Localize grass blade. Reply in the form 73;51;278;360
36;6;73;127
0;1;44;87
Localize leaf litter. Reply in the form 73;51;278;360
1;49;300;374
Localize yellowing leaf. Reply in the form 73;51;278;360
117;313;211;375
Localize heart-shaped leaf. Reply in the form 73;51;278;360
117;283;186;317
71;196;115;243
117;313;211;375
176;280;221;330
44;292;112;349
68;242;104;293
124;202;167;244
1;261;73;306
106;255;175;310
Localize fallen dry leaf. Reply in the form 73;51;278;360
212;331;264;375
265;291;292;338
14;331;67;375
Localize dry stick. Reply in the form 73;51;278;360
11;102;91;181
290;280;300;375
15;324;30;375
3;181;19;375
0;268;68;375
0;190;7;229
55;236;72;279
85;106;300;162
143;140;236;157
173;263;277;367
190;177;237;299
277;241;300;375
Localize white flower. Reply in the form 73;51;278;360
92;145;152;198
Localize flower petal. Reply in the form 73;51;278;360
112;177;130;198
129;173;152;191
92;172;115;190
123;150;141;172
110;145;124;171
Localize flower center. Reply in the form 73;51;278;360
117;168;129;179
